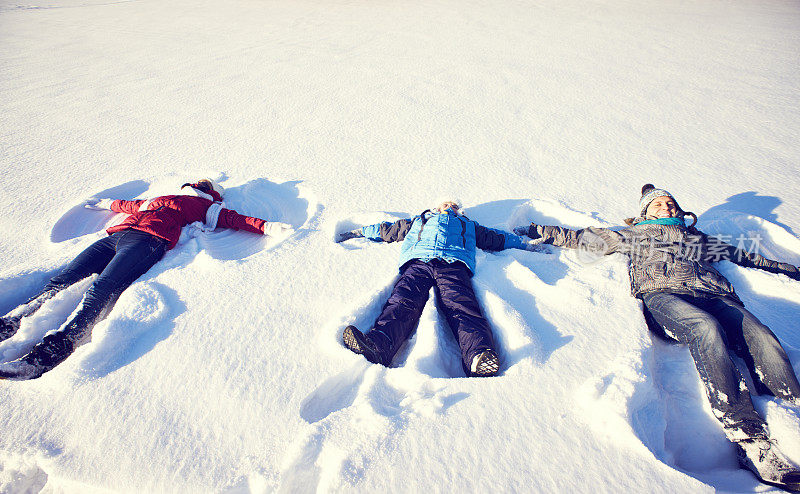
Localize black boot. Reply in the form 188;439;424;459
0;316;20;342
736;435;800;492
342;325;384;366
0;330;80;380
470;349;500;377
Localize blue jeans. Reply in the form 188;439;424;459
16;229;166;364
367;259;495;372
642;291;800;438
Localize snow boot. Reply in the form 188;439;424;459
0;316;20;342
0;330;78;381
736;435;800;492
342;325;384;366
0;359;42;381
470;349;500;377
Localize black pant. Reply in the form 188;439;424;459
14;229;167;366
367;259;495;372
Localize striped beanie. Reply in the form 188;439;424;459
638;184;676;217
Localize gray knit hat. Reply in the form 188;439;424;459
638;184;676;217
624;184;696;227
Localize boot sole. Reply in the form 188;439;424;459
473;350;500;377
0;361;44;381
342;326;383;365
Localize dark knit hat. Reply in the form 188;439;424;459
181;178;224;202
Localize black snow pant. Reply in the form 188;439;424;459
13;229;167;370
365;258;496;373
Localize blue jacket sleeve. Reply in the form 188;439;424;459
361;218;415;243
475;224;524;251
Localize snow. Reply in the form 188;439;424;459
1;0;800;492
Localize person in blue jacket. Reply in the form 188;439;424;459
335;197;527;377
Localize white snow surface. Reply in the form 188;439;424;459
1;0;800;492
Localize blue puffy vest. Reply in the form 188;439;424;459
398;211;479;271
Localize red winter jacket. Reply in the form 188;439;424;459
106;195;266;249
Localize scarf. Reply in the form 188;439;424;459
635;217;685;227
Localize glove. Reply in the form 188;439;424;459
262;222;293;236
514;223;543;240
523;238;545;251
512;225;530;237
336;230;364;243
84;198;114;210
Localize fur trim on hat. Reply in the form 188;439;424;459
182;179;224;202
199;178;224;200
434;196;463;212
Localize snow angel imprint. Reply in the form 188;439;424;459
336;197;534;377
514;183;800;491
0;178;292;381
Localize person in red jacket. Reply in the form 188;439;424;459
0;179;290;380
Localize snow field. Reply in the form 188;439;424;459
3;185;800;492
2;0;800;492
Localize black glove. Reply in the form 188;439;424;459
513;225;530;237
514;224;542;240
336;230;364;243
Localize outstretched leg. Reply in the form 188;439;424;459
642;292;765;439
643;292;800;491
360;260;435;366
707;296;800;403
1;230;166;379
432;260;498;376
1;235;117;341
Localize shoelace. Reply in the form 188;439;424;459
757;440;772;463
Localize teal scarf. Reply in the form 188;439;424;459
635;217;685;227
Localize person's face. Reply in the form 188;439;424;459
645;196;678;219
439;201;460;213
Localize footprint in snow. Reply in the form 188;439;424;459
280;364;466;493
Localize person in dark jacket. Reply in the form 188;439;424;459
514;184;800;491
336;198;527;377
0;179;291;380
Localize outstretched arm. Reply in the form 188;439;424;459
514;222;622;255
217;208;282;236
704;234;800;280
474;224;525;251
93;199;144;214
337;218;415;243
